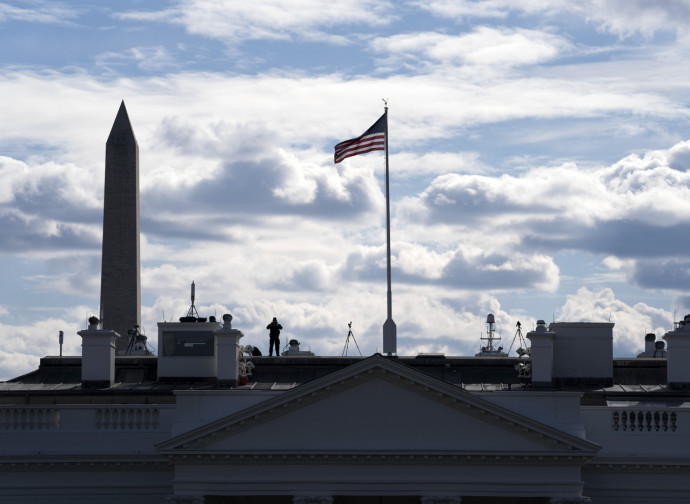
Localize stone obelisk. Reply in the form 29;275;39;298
100;101;141;353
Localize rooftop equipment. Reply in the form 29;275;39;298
342;321;362;356
476;313;507;357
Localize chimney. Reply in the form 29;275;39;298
78;316;120;388
638;333;657;357
548;321;613;386
663;314;690;388
526;320;555;387
215;314;244;386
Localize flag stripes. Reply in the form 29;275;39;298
334;112;386;164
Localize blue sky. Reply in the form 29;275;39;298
2;0;690;378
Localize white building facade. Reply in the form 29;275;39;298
0;318;689;504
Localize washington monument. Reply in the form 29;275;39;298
100;101;141;352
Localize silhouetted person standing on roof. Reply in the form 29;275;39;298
267;317;283;356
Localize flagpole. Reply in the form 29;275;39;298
382;102;397;355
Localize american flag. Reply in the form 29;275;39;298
334;112;386;164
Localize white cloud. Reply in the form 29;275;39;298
371;27;573;68
0;1;80;25
415;0;690;38
4;0;690;380
393;151;491;177
557;287;672;354
398;140;690;260
95;46;179;72
116;0;393;44
0;307;93;381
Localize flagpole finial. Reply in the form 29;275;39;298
382;98;389;109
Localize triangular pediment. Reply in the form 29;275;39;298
157;355;599;459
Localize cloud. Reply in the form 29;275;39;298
604;256;690;291
340;242;559;291
0;307;92;381
116;0;393;44
557;286;671;354
440;249;559;291
0;1;80;25
0;156;102;254
414;0;690;38
398;140;690;260
141;153;383;235
263;260;338;292
371;27;573;69
630;260;690;290
95;46;179;72
393;151;491;177
582;0;690;39
3;2;690;381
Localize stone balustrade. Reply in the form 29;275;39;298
0;407;60;430
612;409;678;432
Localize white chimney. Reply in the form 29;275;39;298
663;314;690;388
78;316;120;388
548;322;613;385
215;313;244;385
637;333;657;357
526;320;555;387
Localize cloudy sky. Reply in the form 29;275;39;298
2;0;690;379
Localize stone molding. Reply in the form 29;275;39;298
292;497;334;504
550;498;591;504
166;364;592;455
584;460;690;474
0;455;171;472
166;496;205;504
420;497;462;504
168;452;590;466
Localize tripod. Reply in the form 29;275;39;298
125;324;148;355
342;321;362;356
508;321;529;356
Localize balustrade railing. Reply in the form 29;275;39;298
95;407;160;430
612;410;678;432
0;407;60;430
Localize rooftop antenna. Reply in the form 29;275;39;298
186;281;199;318
58;330;64;357
476;313;506;357
343;321;362;356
